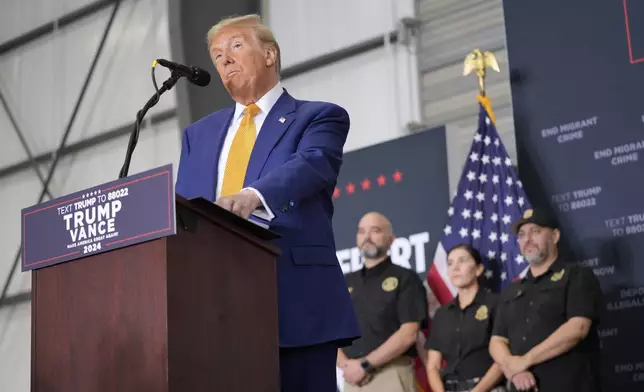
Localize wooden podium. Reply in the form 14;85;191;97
29;195;281;392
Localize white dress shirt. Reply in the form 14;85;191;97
216;81;285;221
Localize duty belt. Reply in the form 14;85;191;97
443;377;480;391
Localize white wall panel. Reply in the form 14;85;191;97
0;96;28;167
0;302;31;392
0;0;174;159
282;45;421;152
0;170;43;296
0;8;113;158
50;117;181;198
0;0;96;43
267;0;415;68
67;0;175;145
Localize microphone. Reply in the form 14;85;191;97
118;59;211;179
154;58;211;87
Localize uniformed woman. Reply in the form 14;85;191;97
425;244;506;392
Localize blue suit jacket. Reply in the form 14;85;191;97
175;89;360;348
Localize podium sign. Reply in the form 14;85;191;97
21;164;176;272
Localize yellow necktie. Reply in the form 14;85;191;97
220;103;261;197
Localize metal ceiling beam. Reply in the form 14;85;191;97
0;0;119;56
281;31;398;79
0;292;30;308
0;108;176;179
0;87;53;199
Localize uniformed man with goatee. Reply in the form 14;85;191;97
337;212;428;392
489;208;603;392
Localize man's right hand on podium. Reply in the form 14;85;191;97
215;189;262;220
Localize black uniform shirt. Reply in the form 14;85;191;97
492;259;603;392
342;257;427;359
425;287;499;380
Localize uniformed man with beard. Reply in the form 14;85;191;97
337;212;428;392
489;208;603;392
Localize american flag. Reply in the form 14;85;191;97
427;95;532;304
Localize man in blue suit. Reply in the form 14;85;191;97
175;13;360;392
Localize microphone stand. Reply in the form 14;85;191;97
118;71;182;179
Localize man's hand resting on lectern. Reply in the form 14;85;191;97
215;189;261;220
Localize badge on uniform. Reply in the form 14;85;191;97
551;269;565;282
475;305;489;321
381;277;398;292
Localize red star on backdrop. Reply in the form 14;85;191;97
333;171;405;199
392;170;403;183
361;179;371;190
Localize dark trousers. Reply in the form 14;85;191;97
279;341;338;392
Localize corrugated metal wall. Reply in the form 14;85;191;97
417;0;517;194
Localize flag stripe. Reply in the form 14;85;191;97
428;243;456;304
427;263;454;305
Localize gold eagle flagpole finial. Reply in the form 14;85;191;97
463;49;500;96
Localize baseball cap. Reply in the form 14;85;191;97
512;208;559;234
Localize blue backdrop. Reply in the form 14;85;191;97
503;0;644;389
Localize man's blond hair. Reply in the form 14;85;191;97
206;14;281;75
